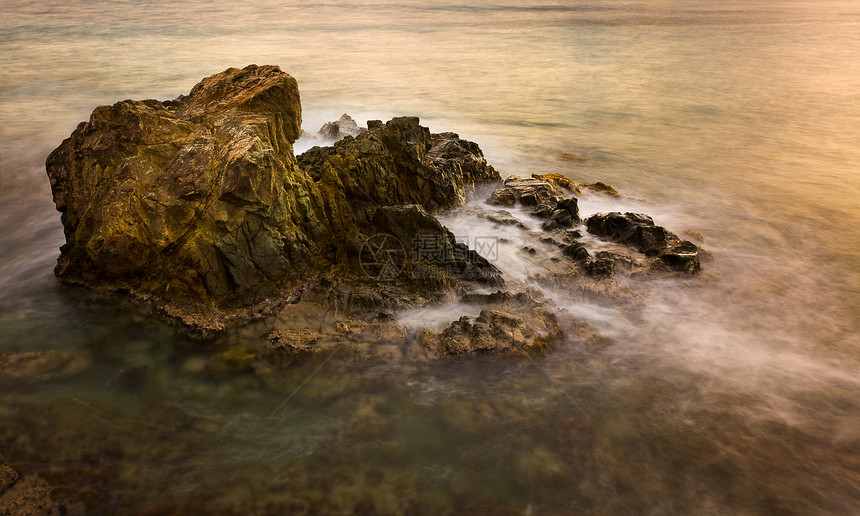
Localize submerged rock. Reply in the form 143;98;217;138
264;319;410;365
265;328;321;355
0;351;90;384
0;474;57;516
419;289;563;357
46;65;501;332
419;308;560;357
0;465;20;493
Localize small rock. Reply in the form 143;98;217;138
555;197;580;223
478;209;525;228
585;258;615;278
550;209;573;227
421;304;561;357
594;251;635;271
498;176;560;207
565;230;582;241
562;243;590;262
486;187;516;207
316;113;367;141
532;172;578;191
541;219;561;232
583;181;619;197
532;203;555;218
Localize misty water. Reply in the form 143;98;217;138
2;1;859;514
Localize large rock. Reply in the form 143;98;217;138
46;65;501;331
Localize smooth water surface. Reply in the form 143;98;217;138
1;1;859;513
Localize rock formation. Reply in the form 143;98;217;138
487;176;580;232
315;113;366;140
45;63;705;342
46;65;501;332
419;289;563;356
585;212;702;272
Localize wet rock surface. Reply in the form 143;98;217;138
586;212;702;272
487;176;581;229
532;172;620;197
478;172;705;282
47;65;500;333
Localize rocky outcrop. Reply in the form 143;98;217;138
477;174;706;285
486;176;580;232
316;113;366;140
45;63;706;343
488;176;560;208
585;212;701;273
298;120;499;212
46;65;501;332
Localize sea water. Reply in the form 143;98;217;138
1;1;859;513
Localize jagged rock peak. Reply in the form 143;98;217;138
316;113;367;140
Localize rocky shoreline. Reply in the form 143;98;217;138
44;64;706;355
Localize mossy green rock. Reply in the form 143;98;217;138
46;65;501;331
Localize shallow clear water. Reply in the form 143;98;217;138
1;1;859;514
